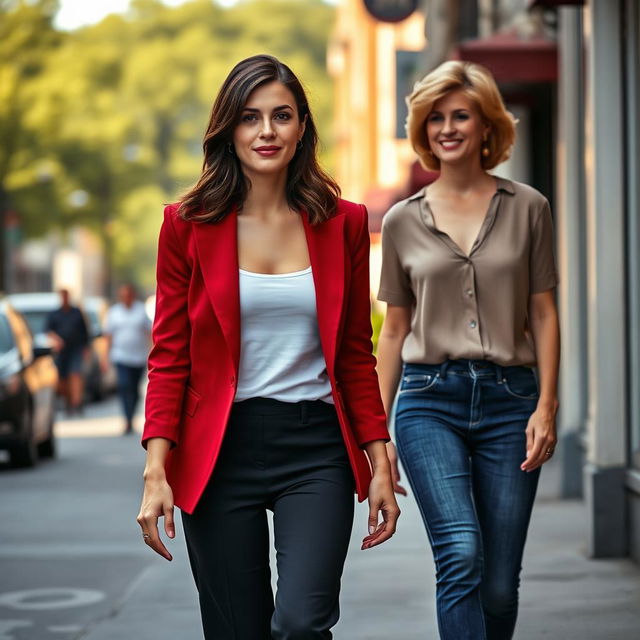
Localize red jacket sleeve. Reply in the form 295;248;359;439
142;205;191;448
335;204;390;447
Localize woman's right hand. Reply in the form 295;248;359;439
386;441;407;496
136;471;175;561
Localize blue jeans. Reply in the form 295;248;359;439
395;360;541;640
115;363;145;424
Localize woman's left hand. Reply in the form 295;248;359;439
521;404;558;472
361;471;401;550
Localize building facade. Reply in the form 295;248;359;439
555;0;640;560
328;0;426;207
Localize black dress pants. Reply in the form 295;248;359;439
181;398;355;640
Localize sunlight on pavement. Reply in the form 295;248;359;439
55;416;143;438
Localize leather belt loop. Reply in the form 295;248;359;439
439;360;450;381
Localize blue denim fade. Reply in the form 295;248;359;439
395;360;541;640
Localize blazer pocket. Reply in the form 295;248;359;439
184;385;201;418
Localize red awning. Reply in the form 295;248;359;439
364;163;439;233
451;29;558;84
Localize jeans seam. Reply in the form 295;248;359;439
396;437;442;582
469;377;479;429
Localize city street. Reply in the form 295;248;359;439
1;397;639;640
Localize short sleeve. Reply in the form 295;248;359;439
530;199;559;293
377;219;414;306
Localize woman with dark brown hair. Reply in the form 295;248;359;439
136;54;400;639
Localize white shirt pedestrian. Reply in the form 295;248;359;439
104;300;152;367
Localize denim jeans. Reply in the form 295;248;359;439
115;363;145;424
395;360;541;640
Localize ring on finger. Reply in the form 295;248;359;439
142;533;151;540
545;449;555;456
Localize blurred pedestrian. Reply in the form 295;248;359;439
46;288;90;416
136;54;399;639
376;60;560;640
103;284;152;435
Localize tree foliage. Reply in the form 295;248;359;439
1;0;336;290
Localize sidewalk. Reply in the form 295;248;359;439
79;459;640;640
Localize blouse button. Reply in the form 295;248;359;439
466;289;474;297
469;320;477;329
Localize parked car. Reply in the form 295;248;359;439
7;292;106;402
0;299;58;467
6;293;60;350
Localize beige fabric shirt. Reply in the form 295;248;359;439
377;177;558;367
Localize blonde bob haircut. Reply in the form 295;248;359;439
406;60;516;171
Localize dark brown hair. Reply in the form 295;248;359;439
179;54;340;224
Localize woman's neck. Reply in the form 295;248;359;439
240;169;291;219
432;160;494;197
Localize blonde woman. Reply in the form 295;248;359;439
376;61;560;640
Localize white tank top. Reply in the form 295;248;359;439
234;266;333;404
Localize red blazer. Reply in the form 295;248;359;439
143;199;389;514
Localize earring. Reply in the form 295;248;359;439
227;143;235;155
482;135;490;158
427;149;434;157
296;139;303;150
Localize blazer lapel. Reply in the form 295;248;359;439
302;212;346;376
193;210;241;376
191;208;345;380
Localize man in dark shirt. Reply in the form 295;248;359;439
46;289;89;415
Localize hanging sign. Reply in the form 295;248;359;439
363;0;418;23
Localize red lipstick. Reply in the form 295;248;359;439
254;145;281;157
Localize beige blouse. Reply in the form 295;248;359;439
377;177;558;367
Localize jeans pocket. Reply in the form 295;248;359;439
399;372;440;394
501;369;539;399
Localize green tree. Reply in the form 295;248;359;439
0;0;62;287
1;0;336;293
